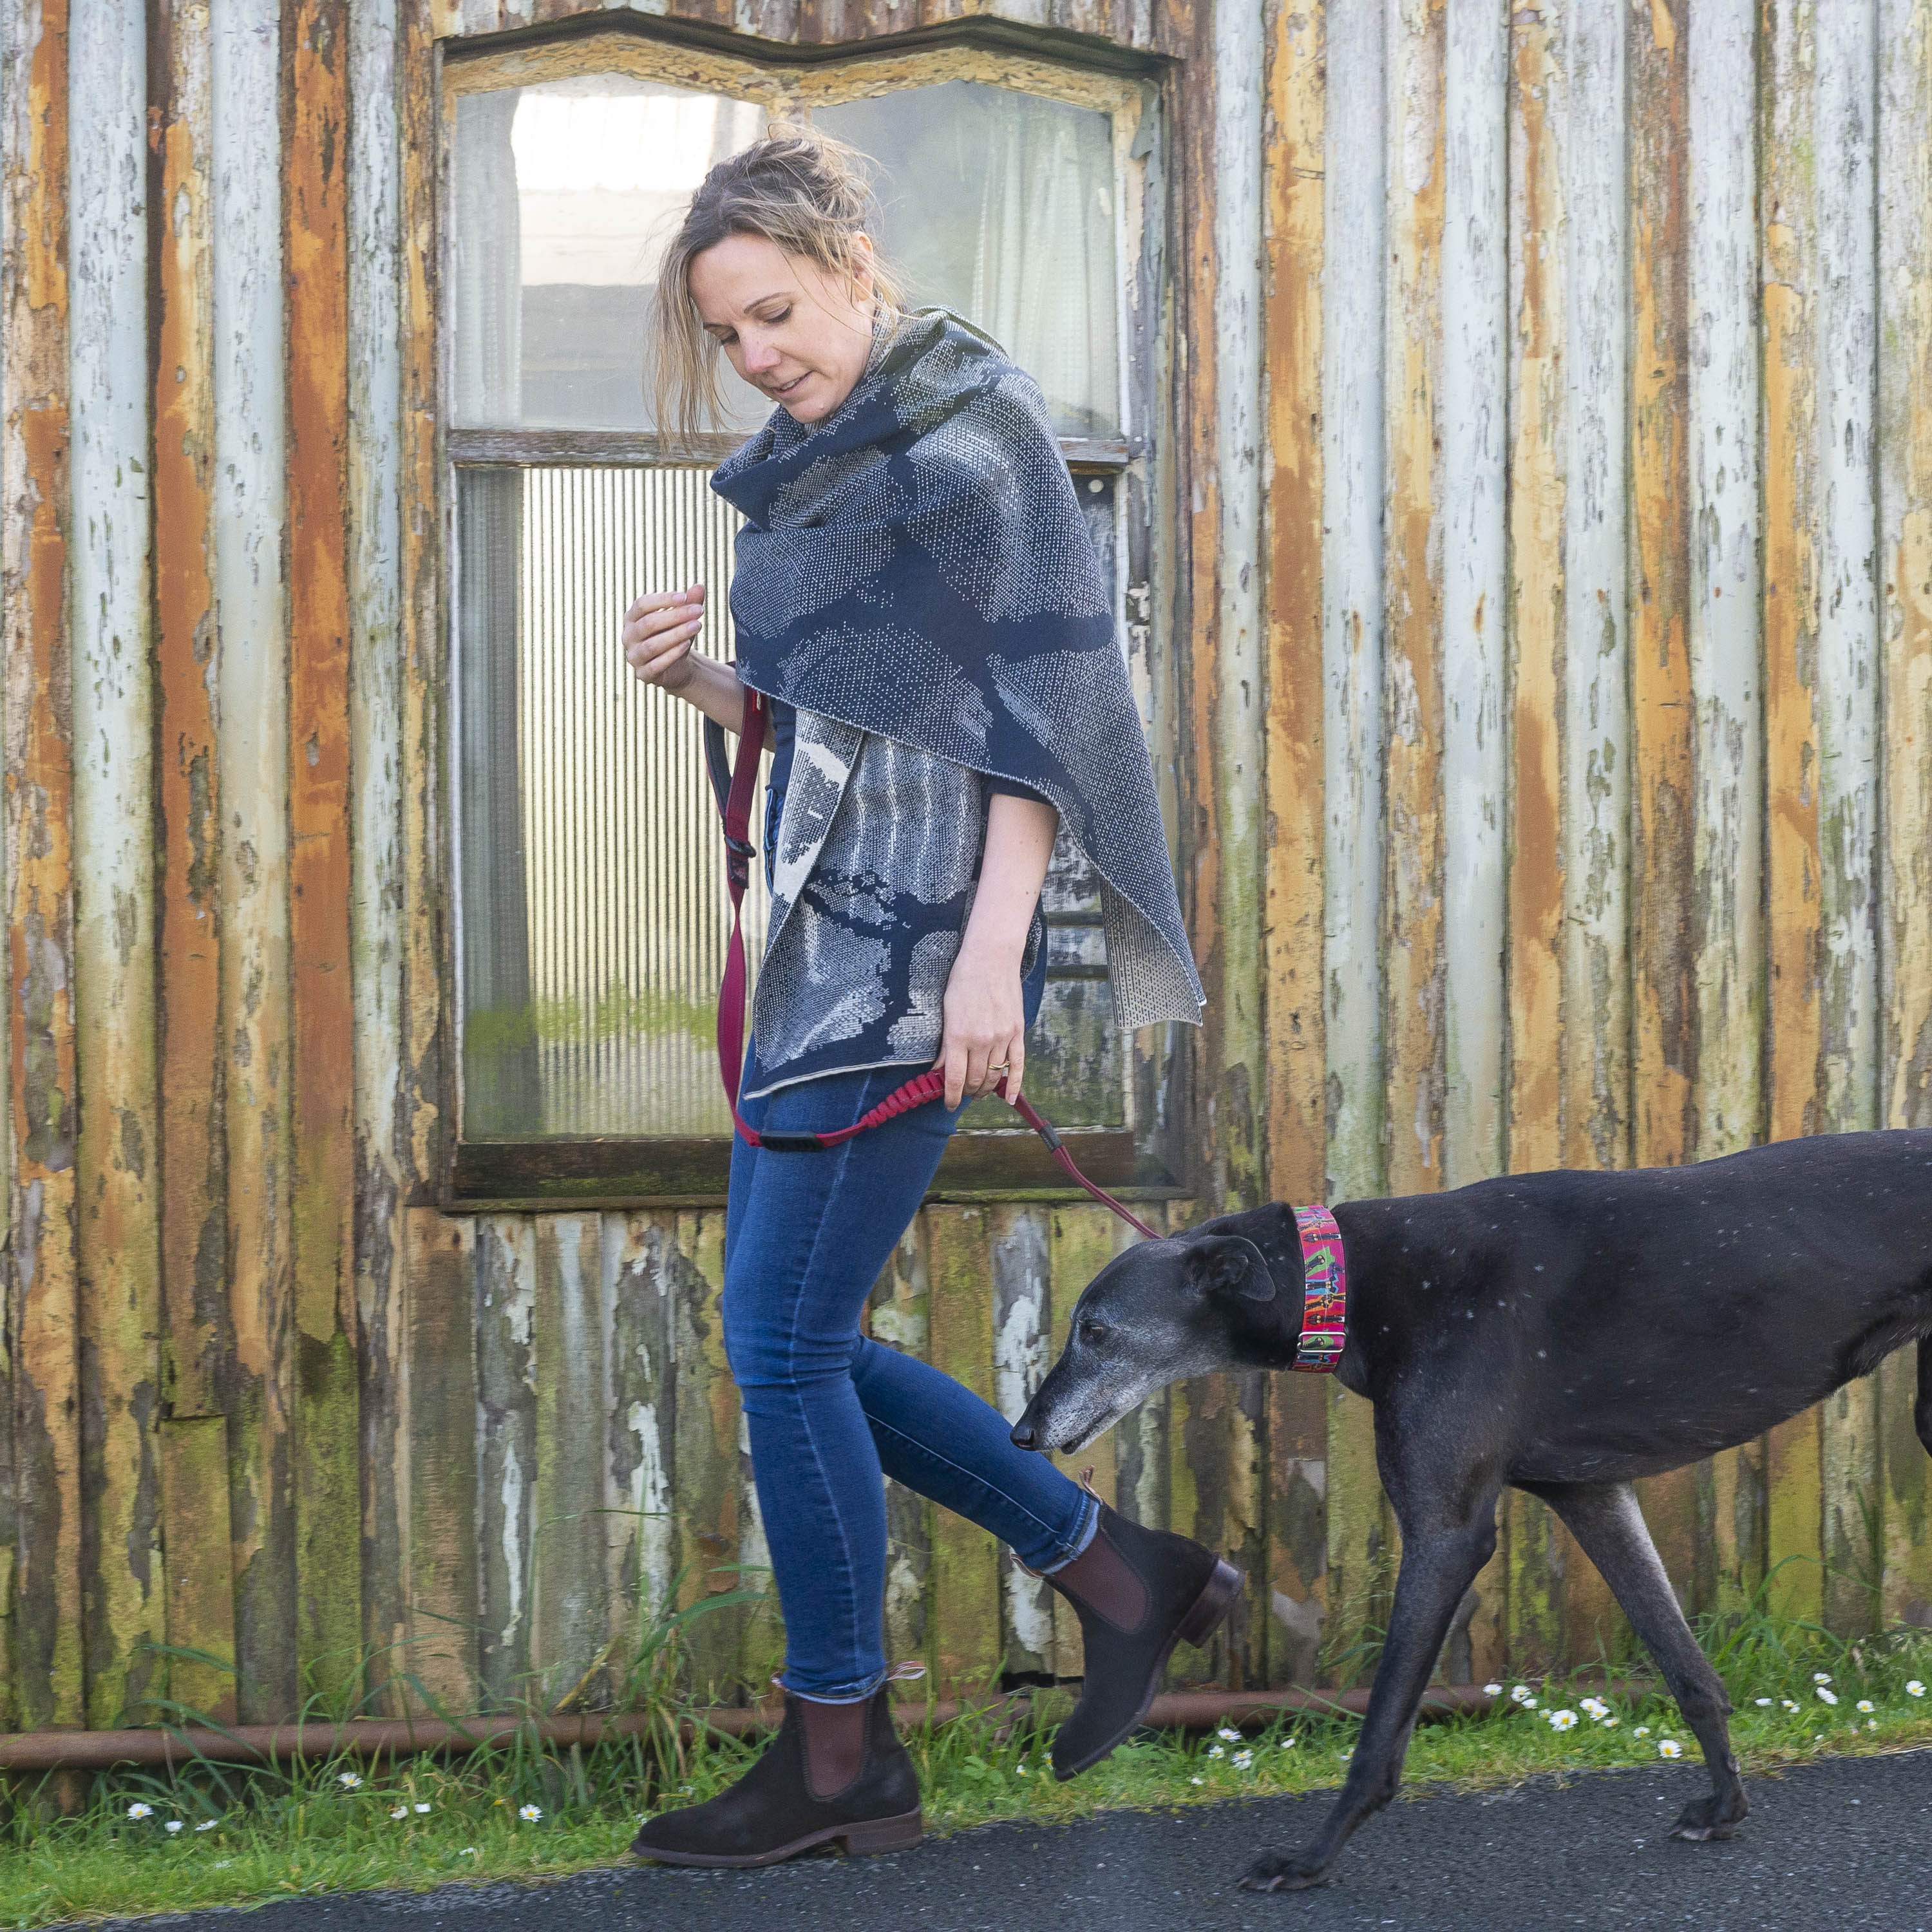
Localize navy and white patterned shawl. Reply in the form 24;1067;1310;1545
712;308;1204;1095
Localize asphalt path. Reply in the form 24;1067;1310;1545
91;1749;1932;1932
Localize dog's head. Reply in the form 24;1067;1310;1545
1010;1222;1297;1455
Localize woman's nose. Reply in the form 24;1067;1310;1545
740;331;779;374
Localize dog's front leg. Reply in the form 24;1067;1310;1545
1240;1494;1499;1893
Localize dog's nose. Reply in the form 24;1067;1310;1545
1009;1419;1037;1452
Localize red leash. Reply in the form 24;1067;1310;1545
704;683;1159;1241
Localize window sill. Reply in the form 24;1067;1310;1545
444;1128;1184;1213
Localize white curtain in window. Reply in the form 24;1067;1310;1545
817;81;1121;437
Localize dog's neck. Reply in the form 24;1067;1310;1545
1206;1200;1387;1393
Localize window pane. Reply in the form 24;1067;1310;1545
815;82;1121;437
452;78;770;431
458;466;768;1138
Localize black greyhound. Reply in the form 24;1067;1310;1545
1010;1128;1932;1892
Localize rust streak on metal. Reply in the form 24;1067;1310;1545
153;0;225;1423
1628;0;1695;1169
1507;6;1564;1177
286;0;361;1683
1383;0;1445;1195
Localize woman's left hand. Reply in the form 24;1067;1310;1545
936;938;1027;1110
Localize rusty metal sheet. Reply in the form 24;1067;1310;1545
1260;0;1326;1212
70;0;164;1727
5;0;84;1735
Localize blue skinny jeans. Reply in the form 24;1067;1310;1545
723;1012;1097;1703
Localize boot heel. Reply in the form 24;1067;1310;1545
838;1808;923;1855
1177;1557;1242;1647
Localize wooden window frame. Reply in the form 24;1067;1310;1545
434;23;1188;1211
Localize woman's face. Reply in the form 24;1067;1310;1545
688;232;876;426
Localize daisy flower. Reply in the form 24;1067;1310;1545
391;1806;409;1821
1232;1750;1255;1770
1482;1683;1503;1697
127;1803;154;1820
1548;1709;1578;1732
460;1847;478;1856
1509;1685;1533;1705
1208;1744;1225;1760
1908;1681;1926;1698
1857;1700;1874;1714
195;1821;216;1833
337;1772;363;1789
1781;1699;1800;1711
1280;1737;1298;1750
1755;1697;1772;1707
1217;1727;1242;1742
518;1804;542;1822
1600;1716;1619;1728
1816;1686;1839;1706
1814;1672;1832;1685
1016;1763;1029;1776
1867;1720;1879;1732
1579;1697;1607;1719
1658;1739;1682;1759
165;1821;184;1835
1338;1748;1352;1761
415;1803;431;1813
1633;1726;1651;1738
1520;1698;1539;1710
1190;1776;1204;1786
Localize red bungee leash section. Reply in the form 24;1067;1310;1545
704;682;1159;1243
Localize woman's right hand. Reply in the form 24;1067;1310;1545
623;583;706;692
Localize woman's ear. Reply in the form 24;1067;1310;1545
849;231;876;303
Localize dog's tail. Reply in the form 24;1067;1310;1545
1918;1336;1932;1461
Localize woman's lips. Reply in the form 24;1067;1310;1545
767;372;807;397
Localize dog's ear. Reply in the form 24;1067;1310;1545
1182;1235;1276;1303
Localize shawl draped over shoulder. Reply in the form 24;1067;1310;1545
710;309;1204;1090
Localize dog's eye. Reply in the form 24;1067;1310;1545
1079;1318;1110;1345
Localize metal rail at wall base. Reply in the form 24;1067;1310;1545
0;1682;1649;1776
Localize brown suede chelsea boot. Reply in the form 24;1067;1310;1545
630;1683;921;1868
1043;1501;1241;1779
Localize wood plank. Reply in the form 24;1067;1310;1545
1439;0;1508;1188
925;1207;1001;1698
1628;0;1698;1171
70;0;164;1727
1261;0;1326;1211
1879;1342;1932;1629
1701;1432;1764;1620
1560;0;1632;1173
1382;0;1446;1195
287;0;361;1701
214;0;297;1723
348;0;409;1710
152;0;225;1428
601;1215;678;1687
1507;3;1566;1180
404;1210;478;1714
1877;0;1932;1136
1687;0;1765;1158
475;1216;537;1708
867;1217;933;1677
1812;0;1882;1135
991;1207;1055;1678
670;1210;743;1700
1764;1403;1823;1628
1763;0;1824;1144
1317;0;1388;1692
5;0;84;1735
534;1216;607;1705
159;1417;237;1724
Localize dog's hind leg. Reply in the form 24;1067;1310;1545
1528;1479;1747;1843
1917;1336;1931;1459
1240;1480;1501;1892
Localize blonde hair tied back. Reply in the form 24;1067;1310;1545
649;120;905;444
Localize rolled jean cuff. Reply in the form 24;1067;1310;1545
1034;1490;1102;1575
777;1664;890;1705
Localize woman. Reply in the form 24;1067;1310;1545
621;128;1225;1870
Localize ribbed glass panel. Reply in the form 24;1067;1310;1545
459;464;765;1137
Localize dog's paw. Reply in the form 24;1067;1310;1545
1667;1792;1747;1843
1238;1851;1332;1893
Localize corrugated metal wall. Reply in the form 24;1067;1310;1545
1;0;1929;1736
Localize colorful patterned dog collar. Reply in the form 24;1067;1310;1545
1291;1204;1348;1373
